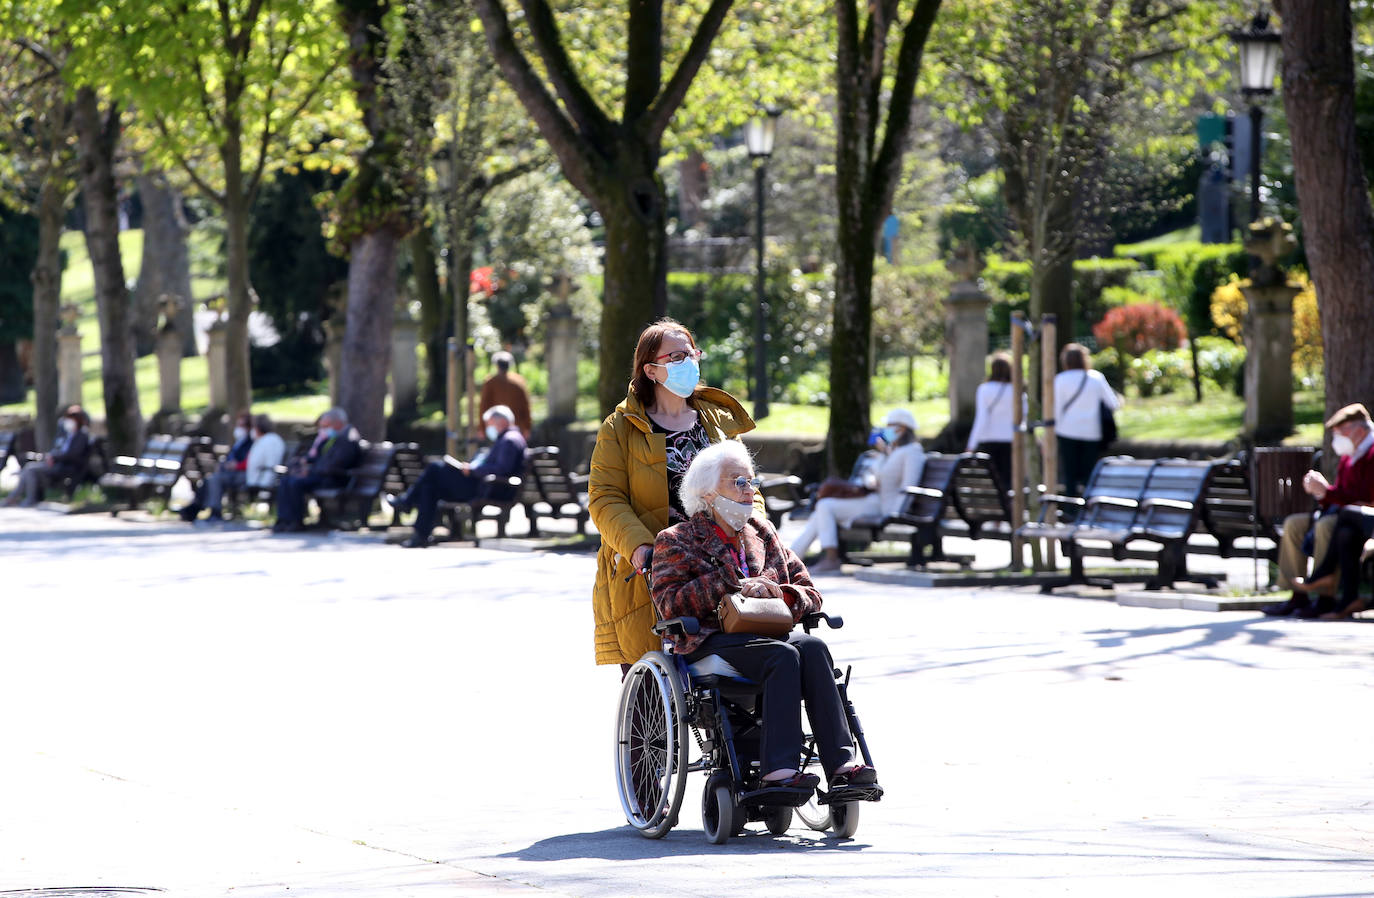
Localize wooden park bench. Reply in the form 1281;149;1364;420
439;471;524;545
758;472;805;529
0;428;33;472
838;452;963;566
520;446;590;537
98;434;201;515
310;441;421;530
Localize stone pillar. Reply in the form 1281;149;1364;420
323;317;344;408
944;243;992;433
57;304;83;409
1241;218;1300;443
390;309;419;418
157;328;182;414
206;321;229;412
545;274;580;424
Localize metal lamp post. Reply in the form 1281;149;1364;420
1231;11;1281;225
745;107;781;420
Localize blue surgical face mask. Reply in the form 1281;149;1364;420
485;424;501;442
882;425;900;445
320;426;337;440
657;355;700;398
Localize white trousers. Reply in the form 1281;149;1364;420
791;494;883;554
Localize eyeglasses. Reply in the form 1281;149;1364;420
729;476;762;491
653;348;705;364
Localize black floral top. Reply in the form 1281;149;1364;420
653;419;711;523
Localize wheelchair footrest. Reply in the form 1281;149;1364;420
738;785;816;808
819;784;884;804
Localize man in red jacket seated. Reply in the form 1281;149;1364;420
1265;402;1374;618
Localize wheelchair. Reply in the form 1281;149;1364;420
614;610;882;843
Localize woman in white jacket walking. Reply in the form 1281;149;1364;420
1053;343;1121;496
792;408;926;572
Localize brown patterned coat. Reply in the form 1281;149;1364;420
650;512;823;655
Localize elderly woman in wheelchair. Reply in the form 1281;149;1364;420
614;440;881;842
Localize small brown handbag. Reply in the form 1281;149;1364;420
717;592;795;638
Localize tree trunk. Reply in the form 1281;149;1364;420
411;225;447;405
1027;254;1073;416
0;342;23;405
1276;0;1374;423
133;172;196;358
449;221;476;397
596;166;668;417
73;87;143;456
829;239;875;477
30;175;65;450
339;229;401;441
222;126;254;415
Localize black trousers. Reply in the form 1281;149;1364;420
406;461;482;539
1306;506;1374;605
1057;435;1101;498
687;631;854;777
974;441;1013;492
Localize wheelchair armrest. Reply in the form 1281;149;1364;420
801;611;843;633
653;616;701;637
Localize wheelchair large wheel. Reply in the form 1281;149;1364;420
796;794;832;832
701;773;737;844
615;652;689;839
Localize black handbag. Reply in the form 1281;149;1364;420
1099;400;1118;446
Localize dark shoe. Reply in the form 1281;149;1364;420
386;492;412;514
272;521;303;534
760;771;820;790
1261;596;1309;617
829;764;878;788
1295;596;1336;619
399;535;431;548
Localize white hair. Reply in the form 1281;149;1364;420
679;440;754;518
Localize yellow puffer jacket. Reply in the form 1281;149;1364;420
589;386;757;665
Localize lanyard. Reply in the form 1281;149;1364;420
710;522;750;577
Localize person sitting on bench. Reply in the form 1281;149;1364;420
271;408;363;533
4;405;91;508
389;405;527;548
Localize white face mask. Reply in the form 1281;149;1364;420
485;424;501;442
710;494;754;531
1333;433;1356;457
61;418;77;434
233;426;248;443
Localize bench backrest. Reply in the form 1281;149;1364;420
525;446;582;506
951;452;1010;527
1251;446;1318;527
1082;455;1158;503
900;453;962;523
345;441;400;497
380;443;424;497
1132;459;1216;537
1199;458;1257;541
0;430;14;469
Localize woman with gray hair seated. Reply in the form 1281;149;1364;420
649;440;879;792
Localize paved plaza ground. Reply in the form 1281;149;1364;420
1;507;1372;897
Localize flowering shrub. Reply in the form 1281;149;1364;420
1209;270;1322;377
1091;303;1186;357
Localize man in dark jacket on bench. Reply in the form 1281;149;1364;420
389;405;527;548
271;407;363;533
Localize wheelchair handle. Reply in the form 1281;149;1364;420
623;547;654;582
801;611;843;632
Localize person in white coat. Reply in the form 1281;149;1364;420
791;408;926;573
1053;343;1121;496
965;352;1026;492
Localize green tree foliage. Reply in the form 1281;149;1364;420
57;0;355;414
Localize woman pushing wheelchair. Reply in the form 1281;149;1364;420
650;440;880;792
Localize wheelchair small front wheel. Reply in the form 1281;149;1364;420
615;652;689;839
701;773;736;844
830;800;861;839
763;805;793;835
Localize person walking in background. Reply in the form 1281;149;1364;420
588;318;757;674
1053;343;1121;497
966;352;1024;491
480;351;533;439
789;409;925;573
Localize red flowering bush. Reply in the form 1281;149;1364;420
1091;303;1186;357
